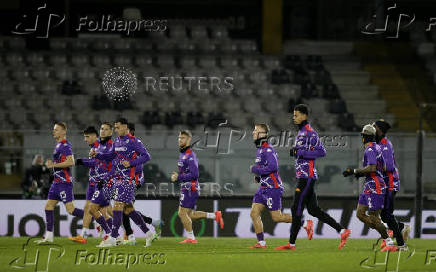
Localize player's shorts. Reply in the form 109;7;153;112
91;187;110;207
112;179;135;203
358;192;384;211
85;183;96;201
48;182;74;203
253;187;283;211
179;189;199;210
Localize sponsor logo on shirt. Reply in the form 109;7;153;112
115;147;127;151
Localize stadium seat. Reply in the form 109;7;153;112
50;38;68;50
26;53;45;66
210;25;229;40
190;26;208;40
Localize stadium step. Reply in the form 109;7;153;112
354;41;434;132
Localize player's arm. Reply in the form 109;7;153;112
250;150;278;175
130;140;151;167
76;157;96;168
177;154;199;182
49;155;75;168
296;133;326;159
343;147;376;177
94;144;116;161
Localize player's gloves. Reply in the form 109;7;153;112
76;159;83;165
136;183;142;190
290;147;298;158
254;176;260;183
342;168;354;177
97;180;105;190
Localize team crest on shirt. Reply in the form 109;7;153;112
266;148;272;152
126;139;129;143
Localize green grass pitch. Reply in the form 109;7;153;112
1;237;436;272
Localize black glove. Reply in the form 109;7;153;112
97;180;105;190
136;183;142;190
342;168;354;177
76;159;83;165
290;147;298;158
254;176;260;183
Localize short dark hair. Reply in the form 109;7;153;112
83;126;98;136
55;122;67;130
128;123;135;136
128;123;135;132
294;104;310;116
101;122;113;129
115;118;128;125
255;123;270;135
179;130;192;138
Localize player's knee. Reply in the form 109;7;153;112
250;209;259;219
66;206;75;215
89;205;99;217
124;207;134;215
271;213;281;222
356;211;366;221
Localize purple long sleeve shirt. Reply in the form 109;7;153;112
294;121;326;180
96;133;151;183
81;139;114;185
177;146;199;191
250;141;283;189
378;137;400;191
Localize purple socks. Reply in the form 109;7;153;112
106;218;113;229
256;232;264;242
96;216;111;234
129;210;149;234
72;208;84;218
111;210;123;238
45;210;54;232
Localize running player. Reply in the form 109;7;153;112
374;119;410;249
343;124;397;252
122;122;162;245
36;122;84;243
249;123;297;249
277;104;350;251
171;130;224;244
69;125;114;244
92;118;156;247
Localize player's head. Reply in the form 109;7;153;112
128;123;135;136
360;124;376;144
114;118;129;136
83;126;98;145
178;130;192;148
293;104;309;125
100;122;113;138
53;122;67;140
373;119;391;138
252;123;269;141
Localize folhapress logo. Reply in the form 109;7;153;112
9;238;65;272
